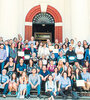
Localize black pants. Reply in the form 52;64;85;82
41;81;46;91
73;82;82;92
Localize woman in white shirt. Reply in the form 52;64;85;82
40;44;50;59
45;75;57;100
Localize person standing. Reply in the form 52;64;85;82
0;44;7;73
75;41;84;65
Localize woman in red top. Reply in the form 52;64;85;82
47;60;56;73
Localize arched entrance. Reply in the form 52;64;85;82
25;5;63;42
33;12;55;42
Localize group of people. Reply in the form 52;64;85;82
0;35;90;99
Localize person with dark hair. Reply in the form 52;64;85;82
40;43;50;59
39;66;50;91
0;44;7;73
62;44;68;56
66;44;76;65
64;38;70;47
8;73;18;95
4;57;15;77
85;44;90;63
73;61;83;72
52;67;61;82
45;75;57;100
4;40;10;63
10;43;17;63
70;39;75;49
58;72;72;99
72;68;82;96
16;58;26;76
22;43;30;64
47;60;56;73
75;41;84;66
17;42;23;64
53;44;59;59
26;68;41;99
84;60;90;73
30;43;37;56
26;59;34;75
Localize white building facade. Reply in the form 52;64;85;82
0;0;90;43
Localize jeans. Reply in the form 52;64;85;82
57;87;72;97
3;83;8;95
46;91;55;97
26;84;41;96
0;62;5;73
77;59;84;66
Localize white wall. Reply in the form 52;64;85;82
71;0;89;43
0;0;24;40
0;0;90;43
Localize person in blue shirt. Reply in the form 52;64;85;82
16;58;26;76
58;72;72;99
0;69;9;98
28;36;35;46
26;68;41;99
30;43;37;56
39;66;50;91
4;40;10;63
85;44;90;63
0;44;7;73
81;67;90;90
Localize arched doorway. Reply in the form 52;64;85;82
25;5;63;42
32;12;55;42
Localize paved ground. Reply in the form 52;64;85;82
0;96;90;100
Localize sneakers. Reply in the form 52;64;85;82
15;92;18;96
20;95;24;98
7;92;11;95
62;95;67;99
25;94;30;99
2;95;6;98
37;95;42;99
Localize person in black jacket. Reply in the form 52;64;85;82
72;68;82;96
66;45;76;65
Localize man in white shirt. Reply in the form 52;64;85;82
75;41;84;65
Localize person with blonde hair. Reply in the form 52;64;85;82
57;60;64;75
17;71;28;98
